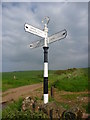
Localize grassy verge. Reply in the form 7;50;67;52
49;68;88;92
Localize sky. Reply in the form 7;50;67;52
1;2;88;72
1;0;89;2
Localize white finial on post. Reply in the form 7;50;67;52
42;17;50;47
42;16;50;26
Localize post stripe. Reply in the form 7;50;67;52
44;94;48;104
43;47;49;104
43;47;49;62
44;62;48;77
44;77;48;94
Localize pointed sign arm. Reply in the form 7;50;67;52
29;39;44;48
48;29;67;44
24;23;46;38
29;29;67;48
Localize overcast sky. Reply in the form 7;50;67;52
2;2;88;72
1;0;89;2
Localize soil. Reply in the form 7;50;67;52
2;84;89;104
2;83;42;103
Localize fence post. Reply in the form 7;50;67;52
51;86;55;98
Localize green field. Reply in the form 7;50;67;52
2;71;43;91
2;68;88;92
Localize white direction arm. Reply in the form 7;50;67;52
48;29;67;44
29;29;67;48
29;39;44;48
24;23;46;38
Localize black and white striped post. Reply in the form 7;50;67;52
43;21;49;104
43;46;49;104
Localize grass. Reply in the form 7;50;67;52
82;103;90;114
61;93;88;100
49;96;70;110
2;98;23;118
59;103;70;110
2;68;88;92
51;68;88;92
2;71;43;91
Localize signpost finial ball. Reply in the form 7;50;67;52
42;16;50;25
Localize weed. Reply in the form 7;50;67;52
82;103;90;114
2;99;47;120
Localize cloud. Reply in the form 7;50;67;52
2;2;88;72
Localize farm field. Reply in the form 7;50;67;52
2;68;88;92
2;68;89;119
2;70;43;92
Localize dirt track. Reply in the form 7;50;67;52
2;83;42;103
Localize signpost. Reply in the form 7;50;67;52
24;17;67;104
